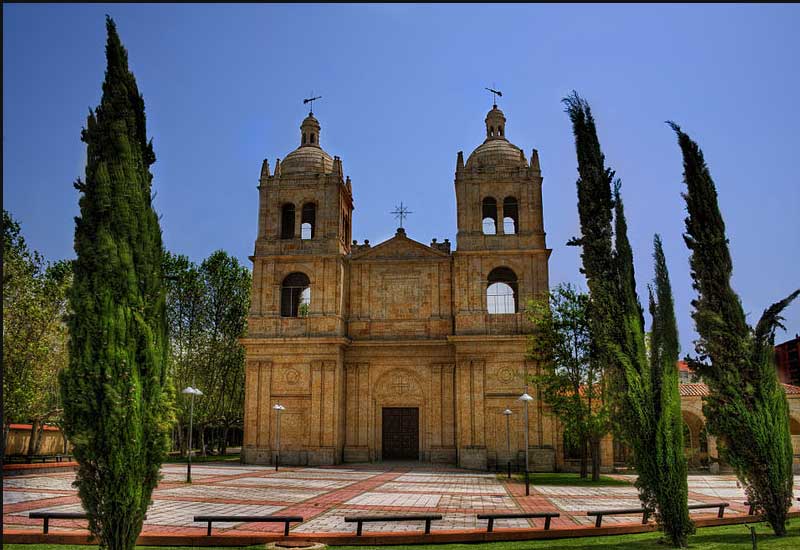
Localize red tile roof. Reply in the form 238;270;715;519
678;383;800;397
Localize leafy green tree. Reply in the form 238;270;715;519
563;92;693;546
164;250;250;456
528;283;610;480
647;234;693;545
2;211;72;456
668;122;798;535
59;17;174;550
164;252;206;456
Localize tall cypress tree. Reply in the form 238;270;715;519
648;234;693;544
668;122;797;535
563;92;692;546
60;17;173;550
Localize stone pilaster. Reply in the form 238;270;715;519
456;358;487;469
242;360;272;464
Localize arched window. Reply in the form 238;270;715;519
301;203;316;240
281;272;310;317
302;133;307;145
487;266;517;314
489;126;494;137
503;196;519;234
498;126;504;136
482;197;497;235
310;133;315;144
280;203;295;239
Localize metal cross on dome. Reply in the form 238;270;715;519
391;202;413;228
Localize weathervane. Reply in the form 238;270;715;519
391;202;413;229
303;92;322;115
485;86;502;108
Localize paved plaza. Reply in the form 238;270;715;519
4;463;800;535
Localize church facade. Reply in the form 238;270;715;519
240;104;800;472
241;105;558;470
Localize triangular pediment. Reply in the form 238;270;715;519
351;229;450;261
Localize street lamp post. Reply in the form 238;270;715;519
273;404;286;471
503;409;513;479
181;386;203;483
518;391;534;496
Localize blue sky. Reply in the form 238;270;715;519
4;4;799;353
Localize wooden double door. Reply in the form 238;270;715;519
382;407;419;460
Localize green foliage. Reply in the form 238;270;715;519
528;283;610;480
563;92;693;546
648;234;693;545
2;210;72;453
164;250;251;455
668;121;798;536
59;17;174;550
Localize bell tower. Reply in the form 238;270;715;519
452;104;550;335
248;112;353;338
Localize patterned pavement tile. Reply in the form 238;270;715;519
221;476;355;489
4;476;76;491
156;484;322;503
534;486;639;497
378;481;505;495
437;493;518;510
345;491;441;508
4;491;68;505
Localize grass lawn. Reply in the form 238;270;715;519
5;522;798;549
163;453;241;464
502;472;633;486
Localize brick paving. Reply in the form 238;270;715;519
4;463;799;535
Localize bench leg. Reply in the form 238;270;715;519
749;504;755;515
44;517;49;535
356;521;363;536
544;516;551;530
642;511;651;524
487;518;494;533
284;521;290;536
207;521;212;536
718;506;725;518
425;519;431;534
595;516;602;528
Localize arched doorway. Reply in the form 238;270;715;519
682;410;707;470
371;368;427;462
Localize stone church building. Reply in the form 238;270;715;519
241;104;800;472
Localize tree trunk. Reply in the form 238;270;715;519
199;426;206;457
176;423;185;457
2;423;10;458
34;423;46;455
219;425;229;456
579;438;588;479
590;437;602;482
26;418;41;459
61;428;69;454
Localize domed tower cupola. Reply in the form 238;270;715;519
485;105;507;141
300;113;322;148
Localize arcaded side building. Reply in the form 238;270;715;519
240;105;800;472
242;105;556;470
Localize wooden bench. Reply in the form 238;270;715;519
587;507;651;528
29;512;146;534
29;512;87;534
343;514;442;536
194;515;303;536
688;502;728;518
745;497;800;515
477;512;560;532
